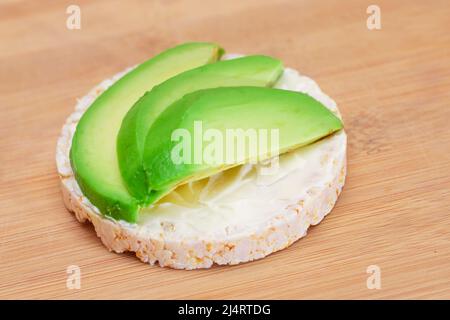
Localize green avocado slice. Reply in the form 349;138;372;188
70;42;224;222
143;87;343;203
117;55;283;201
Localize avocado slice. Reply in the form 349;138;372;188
143;87;343;202
70;42;224;222
117;55;283;200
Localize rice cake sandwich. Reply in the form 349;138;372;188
56;43;346;269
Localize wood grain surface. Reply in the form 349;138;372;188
1;0;449;299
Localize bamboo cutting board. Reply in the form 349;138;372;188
1;0;449;299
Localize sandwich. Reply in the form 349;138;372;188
56;42;347;269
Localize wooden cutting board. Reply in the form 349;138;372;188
1;0;449;299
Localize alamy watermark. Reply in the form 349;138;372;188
66;5;81;30
367;5;381;30
171;121;280;175
66;265;81;289
366;265;381;289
